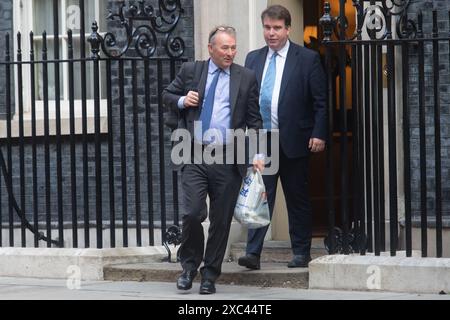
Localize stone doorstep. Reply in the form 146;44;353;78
309;253;450;294
103;262;309;289
230;239;328;263
103;240;317;289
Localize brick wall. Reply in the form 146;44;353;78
407;0;450;221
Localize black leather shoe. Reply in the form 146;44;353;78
199;279;216;294
176;270;197;290
287;255;312;268
237;254;260;270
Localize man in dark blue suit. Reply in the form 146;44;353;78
238;5;327;269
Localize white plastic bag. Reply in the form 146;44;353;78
234;169;270;229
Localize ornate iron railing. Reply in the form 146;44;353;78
321;0;449;258
0;0;187;255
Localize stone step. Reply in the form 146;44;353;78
104;239;328;289
104;261;309;289
229;238;328;263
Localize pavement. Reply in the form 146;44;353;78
0;276;449;300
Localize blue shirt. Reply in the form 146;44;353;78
179;60;231;144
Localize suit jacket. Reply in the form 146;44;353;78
245;41;327;158
162;60;263;177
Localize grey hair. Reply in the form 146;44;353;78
208;25;236;44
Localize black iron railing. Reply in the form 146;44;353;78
321;0;449;258
0;0;186;251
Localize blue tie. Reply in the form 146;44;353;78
199;68;221;139
260;52;277;130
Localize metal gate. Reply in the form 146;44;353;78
321;0;450;257
0;0;187;249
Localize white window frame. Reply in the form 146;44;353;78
2;0;108;138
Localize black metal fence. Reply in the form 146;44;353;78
0;0;186;249
321;0;450;257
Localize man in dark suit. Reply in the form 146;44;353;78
163;26;263;294
238;5;327;270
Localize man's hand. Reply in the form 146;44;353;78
183;91;199;108
252;153;265;172
253;159;265;172
309;138;325;153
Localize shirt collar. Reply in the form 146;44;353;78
208;59;231;75
268;39;290;59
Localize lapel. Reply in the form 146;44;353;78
229;63;242;119
278;43;300;104
197;60;209;108
254;47;269;87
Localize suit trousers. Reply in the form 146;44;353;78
179;161;242;282
246;141;312;256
